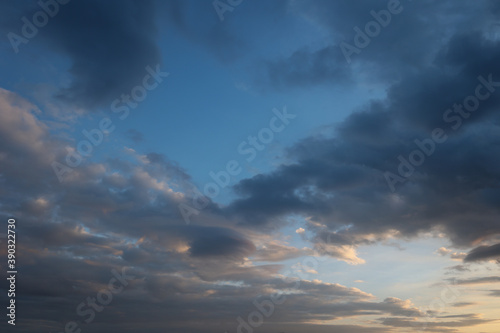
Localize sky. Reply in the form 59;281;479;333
0;0;500;332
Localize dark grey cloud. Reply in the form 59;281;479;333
159;0;249;62
173;225;256;259
446;265;470;273
464;242;500;262
454;276;500;285
380;314;493;331
50;0;161;108
259;45;352;90
437;314;478;319
488;289;500;297
258;0;498;90
125;129;144;143
225;25;500;259
0;97;429;330
452;302;477;308
0;0;161;109
190;234;255;257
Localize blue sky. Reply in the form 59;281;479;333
1;1;500;333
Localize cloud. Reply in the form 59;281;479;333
224;27;500;262
315;242;366;265
183;226;256;259
380;313;494;330
159;0;247;62
452;302;477;307
0;0;161;109
0;87;67;199
454;276;500;285
258;45;351;90
437;247;452;256
464;242;500;262
2;1;500;331
450;252;467;260
436;248;468;260
252;242;314;262
125;129;144;143
488;290;500;297
257;0;498;90
446;265;470;273
0;87;438;333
